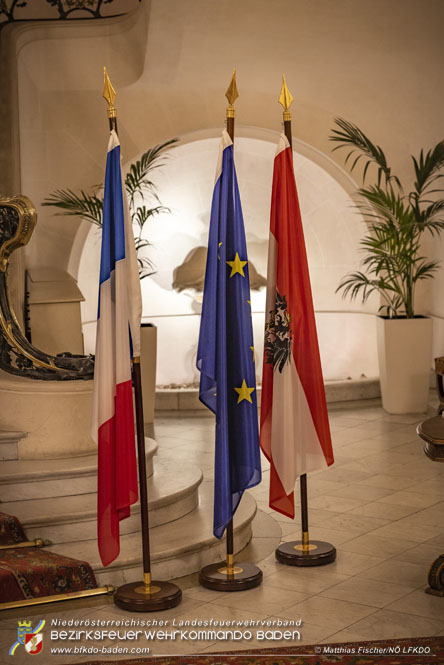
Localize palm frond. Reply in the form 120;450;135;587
134;238;150;251
42;189;103;227
132;205;170;230
329;118;399;188
336;272;398;301
125;138;178;204
412;259;440;282
358;186;414;229
379;295;404;318
410;198;444;235
137;256;156;279
412;141;444;196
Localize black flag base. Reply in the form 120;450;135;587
199;561;263;592
114;580;182;612
276;540;336;567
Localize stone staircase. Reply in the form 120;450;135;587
0;432;257;588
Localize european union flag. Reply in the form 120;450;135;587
197;130;262;539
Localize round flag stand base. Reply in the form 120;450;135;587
199;561;263;591
276;540;336;567
113;581;182;612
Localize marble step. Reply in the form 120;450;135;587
1;461;202;544
50;483;257;587
0;370;96;459
0;430;27;461
0;438;158;501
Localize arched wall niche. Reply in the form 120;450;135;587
75;127;379;385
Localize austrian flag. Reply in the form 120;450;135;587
260;134;334;518
92;130;142;567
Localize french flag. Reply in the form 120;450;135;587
92;130;142;567
260;134;334;518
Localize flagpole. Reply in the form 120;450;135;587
225;71;236;580
274;75;336;567
102;68;182;610
199;70;262;591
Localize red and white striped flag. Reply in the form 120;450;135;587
260;134;334;518
92;130;142;566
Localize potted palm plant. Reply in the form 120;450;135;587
42;137;177;422
330;118;444;413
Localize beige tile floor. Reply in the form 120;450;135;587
1;399;444;663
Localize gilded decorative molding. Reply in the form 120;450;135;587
0;196;94;380
0;196;36;273
0;0;142;30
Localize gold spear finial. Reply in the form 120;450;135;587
103;67;117;119
225;68;238;118
279;74;293;121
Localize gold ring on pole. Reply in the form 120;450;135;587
293;543;318;552
217;565;244;575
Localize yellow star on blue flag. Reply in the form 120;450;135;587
227;252;247;277
235;379;255;404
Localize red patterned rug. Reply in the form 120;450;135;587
77;636;444;665
0;510;26;544
0;511;97;602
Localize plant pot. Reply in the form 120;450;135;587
377;316;432;414
140;323;157;424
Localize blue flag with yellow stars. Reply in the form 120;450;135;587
197;129;262;539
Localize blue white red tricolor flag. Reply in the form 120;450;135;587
260;134;334;518
92;130;142;566
197;130;261;539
